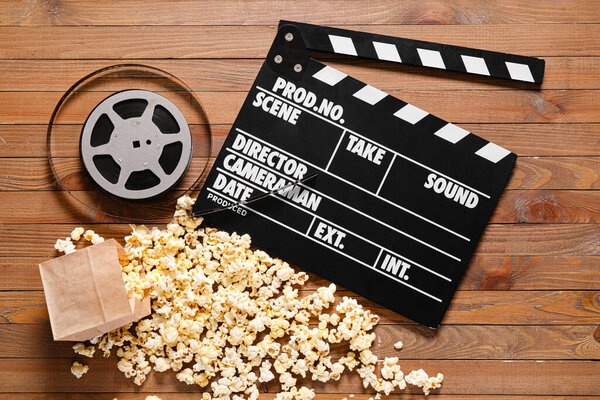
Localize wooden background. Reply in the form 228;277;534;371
0;0;599;398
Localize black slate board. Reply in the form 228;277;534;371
194;25;516;327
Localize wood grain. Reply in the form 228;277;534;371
267;360;600;395
2;290;598;325
3;255;600;291
493;190;600;223
1;25;599;59
0;358;598;395
2;323;598;360
2;396;597;400
508;157;600;190
3;90;600;125
2;0;600;26
3;396;599;400
7;154;600;196
2;224;600;257
2;189;600;224
1;57;600;92
3;124;600;158
1;156;599;192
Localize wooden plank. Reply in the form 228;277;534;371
2;396;599;400
2;0;600;26
1;157;598;193
2;290;598;325
3;90;600;125
1;57;600;92
0;157;216;194
3;255;600;291
2;124;600;158
3;396;598;400
478;224;600;255
0;124;227;158
493;190;600;223
8;189;600;223
2;323;598;360
508;157;600;189
1;224;599;257
0;25;599;59
264;360;600;395
2;189;600;224
0;358;597;395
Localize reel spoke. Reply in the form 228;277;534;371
105;108;126;128
89;142;114;156
149;161;169;181
116;164;133;188
140;102;156;123
157;134;183;147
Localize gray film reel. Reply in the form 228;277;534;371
80;90;193;200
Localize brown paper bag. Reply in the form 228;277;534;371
39;238;150;341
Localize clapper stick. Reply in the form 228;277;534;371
282;20;545;84
193;21;532;327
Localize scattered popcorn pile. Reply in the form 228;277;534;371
58;196;443;397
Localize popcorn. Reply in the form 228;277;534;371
259;360;275;383
405;369;444;395
70;227;84;241
58;195;443;397
54;238;75;254
83;230;95;241
73;342;95;358
70;361;89;378
91;233;105;245
394;340;403;350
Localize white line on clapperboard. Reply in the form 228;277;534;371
216;165;455;278
207;187;443;303
226;147;460;263
237;127;470;243
325;129;346;171
376;154;396;196
256;86;490;201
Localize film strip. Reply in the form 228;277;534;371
194;22;531;327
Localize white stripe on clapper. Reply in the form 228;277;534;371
313;65;348;86
434;123;470;144
417;48;446;69
373;41;402;62
353;85;388;105
475;142;511;163
505;61;535;83
393;104;429;124
461;55;490;76
328;34;358;56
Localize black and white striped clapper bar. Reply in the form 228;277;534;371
193;21;544;327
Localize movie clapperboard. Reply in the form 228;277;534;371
193;21;544;327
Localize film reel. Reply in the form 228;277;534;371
80;90;193;200
47;64;212;221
